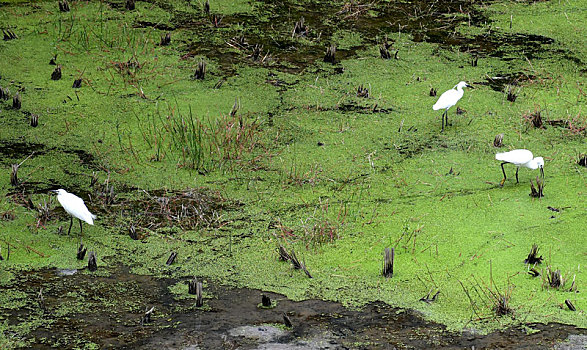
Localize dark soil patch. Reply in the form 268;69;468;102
0;140;99;170
482;72;536;92
2;267;583;349
133;0;576;75
1;0;580;80
0;141;46;165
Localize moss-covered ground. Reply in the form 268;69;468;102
0;0;585;347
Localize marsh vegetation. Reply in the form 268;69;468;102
0;0;585;348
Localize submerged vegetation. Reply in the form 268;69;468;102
0;0;585;347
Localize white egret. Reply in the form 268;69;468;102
433;81;472;132
51;189;96;236
495;149;544;186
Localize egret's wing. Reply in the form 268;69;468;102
59;193;95;225
60;192;86;208
82;213;96;225
495;149;533;164
433;89;458;110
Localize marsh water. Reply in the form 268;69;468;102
1;0;586;348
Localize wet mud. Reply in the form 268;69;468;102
2;267;584;349
0;141;99;174
131;0;581;75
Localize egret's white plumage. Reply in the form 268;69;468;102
495;149;544;186
52;189;96;235
433;81;470;131
433;81;468;111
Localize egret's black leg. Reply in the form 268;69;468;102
441;112;444;132
79;219;84;244
500;162;507;186
515;168;519;183
67;217;73;235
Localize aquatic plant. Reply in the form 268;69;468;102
162;105;205;170
299;199;342;247
139;102;261;171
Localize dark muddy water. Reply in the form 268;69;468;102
3;267;584;349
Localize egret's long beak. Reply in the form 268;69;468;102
540;167;545;180
50;190;58;194
466;84;475;89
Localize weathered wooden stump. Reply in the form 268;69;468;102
195;281;203;307
77;242;87;260
166;251;177;265
506;86;517;102
283;313;293;328
128;224;138;240
382;247;394;278
38;288;46;313
141;306;154;325
30;114;39;127
188;276;198;295
160;32;171;46
125;0;135;11
10;164;19;186
524;244;543;264
0;86;8;100
324;44;336;64
493;133;504;147
380;45;391;59
12;92;21;109
356;84;369;98
88;251;97;271
193;60;206;80
59;0;70;12
51;65;62;80
529;176;544;198
292;17;308;38
3;29;18;41
261;294;271;307
203;0;210;15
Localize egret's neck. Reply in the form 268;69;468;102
454;86;464;99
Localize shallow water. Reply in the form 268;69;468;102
1;267;583;348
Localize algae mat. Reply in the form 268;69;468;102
0;0;585;348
